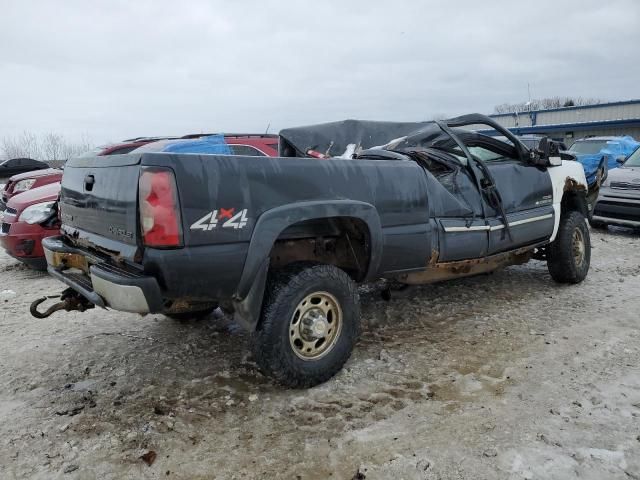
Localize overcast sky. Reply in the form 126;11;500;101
1;0;638;145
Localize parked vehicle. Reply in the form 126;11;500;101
134;133;279;156
0;182;60;270
568;136;640;188
1;135;278;270
516;135;567;151
591;146;640;230
1;168;63;210
36;114;590;388
0;158;49;177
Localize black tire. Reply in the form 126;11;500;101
547;210;591;284
166;307;215;322
252;264;360;388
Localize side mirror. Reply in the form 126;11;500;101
535;137;561;166
616;155;626;164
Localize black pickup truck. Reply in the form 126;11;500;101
38;114;591;387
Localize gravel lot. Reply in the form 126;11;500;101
0;227;639;480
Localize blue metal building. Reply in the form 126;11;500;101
488;99;640;145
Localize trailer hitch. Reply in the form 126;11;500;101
30;288;96;319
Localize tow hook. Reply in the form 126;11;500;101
30;288;95;319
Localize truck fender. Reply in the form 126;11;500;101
232;200;383;329
548;162;589;242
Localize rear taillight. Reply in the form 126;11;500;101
138;168;182;247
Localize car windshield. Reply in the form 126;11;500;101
569;140;611;154
624;147;640;167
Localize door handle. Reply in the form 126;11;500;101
84;174;95;191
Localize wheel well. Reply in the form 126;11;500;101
561;189;588;217
269;217;371;281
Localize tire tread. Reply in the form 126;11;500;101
251;264;360;388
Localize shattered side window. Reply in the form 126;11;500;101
467;147;505;162
448;146;506;162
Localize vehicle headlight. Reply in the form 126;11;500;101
13;179;36;192
19;201;55;224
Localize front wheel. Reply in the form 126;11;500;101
251;264;360;388
547;210;591;284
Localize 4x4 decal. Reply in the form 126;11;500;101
190;208;249;231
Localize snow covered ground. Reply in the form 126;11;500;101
0;227;639;479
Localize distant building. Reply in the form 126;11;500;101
488;99;640;145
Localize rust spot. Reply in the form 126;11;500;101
399;246;533;285
564;176;587;192
428;248;439;265
165;298;217;314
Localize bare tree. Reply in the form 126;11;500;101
0;132;94;161
42;133;64;161
494;97;602;114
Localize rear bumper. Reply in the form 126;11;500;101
42;236;164;313
592;191;640;228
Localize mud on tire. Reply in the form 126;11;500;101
251;264;360;388
547;210;591;284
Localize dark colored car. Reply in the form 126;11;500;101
0;158;49;177
591;146;640;230
38;114;590;388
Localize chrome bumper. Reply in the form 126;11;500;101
42;236;163;314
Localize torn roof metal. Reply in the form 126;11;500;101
278;114;530;160
278;119;434;158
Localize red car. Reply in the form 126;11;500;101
1;168;63;210
1;182;60;270
140;133;279;157
0;134;279;270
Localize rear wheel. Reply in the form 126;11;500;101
547;210;591;284
252;264;360;388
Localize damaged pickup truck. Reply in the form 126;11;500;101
37;114;590;387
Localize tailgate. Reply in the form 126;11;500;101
60;154;141;258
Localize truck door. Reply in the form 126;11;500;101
473;146;555;254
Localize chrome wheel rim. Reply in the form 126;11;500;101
289;291;342;361
572;228;585;266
